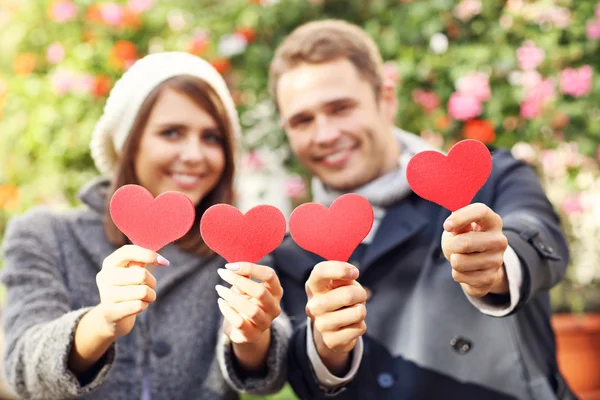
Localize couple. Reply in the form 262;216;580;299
1;19;574;400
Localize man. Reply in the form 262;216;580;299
269;20;576;399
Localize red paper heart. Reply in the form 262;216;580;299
289;194;374;262
200;204;286;263
109;184;196;252
406;139;492;212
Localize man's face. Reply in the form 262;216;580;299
277;58;397;191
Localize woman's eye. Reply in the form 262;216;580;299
160;128;180;138
203;132;224;144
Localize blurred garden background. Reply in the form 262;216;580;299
0;0;599;399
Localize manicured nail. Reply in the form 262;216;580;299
216;268;231;280
443;218;454;231
156;255;170;266
215;284;227;294
225;263;240;271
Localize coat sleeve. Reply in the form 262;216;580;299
217;310;292;396
1;209;116;399
489;150;570;312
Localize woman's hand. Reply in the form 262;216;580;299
216;262;283;372
95;244;169;339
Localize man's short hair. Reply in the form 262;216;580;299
269;19;384;108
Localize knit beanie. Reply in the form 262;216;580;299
90;51;241;177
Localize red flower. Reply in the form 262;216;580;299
463;119;496;144
110;40;137;70
93;75;112;98
211;58;231;75
186;33;210;55
235;27;256;43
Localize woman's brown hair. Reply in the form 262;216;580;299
103;75;235;256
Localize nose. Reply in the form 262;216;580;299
313;114;341;145
179;136;206;164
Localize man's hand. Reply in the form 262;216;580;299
441;203;509;298
305;261;367;375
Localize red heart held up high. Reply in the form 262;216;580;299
200;204;286;264
289;193;374;262
406;139;492;212
109;184;196;252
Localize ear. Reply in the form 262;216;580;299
378;79;398;124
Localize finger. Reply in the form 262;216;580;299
217;269;278;311
447;231;508;255
321;321;367;352
314;303;367;333
307;261;359;295
104;300;149;322
307;284;367;316
102;245;169;269
217;298;247;330
444;203;502;233
225;263;283;299
105;268;157;289
450;251;504;273
451;268;498;290
216;285;272;331
104;285;157;304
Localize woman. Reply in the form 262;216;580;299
1;52;290;400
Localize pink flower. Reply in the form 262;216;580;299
525;77;555;102
50;69;75;95
284;175;307;199
561;194;584;215
382;61;400;86
48;0;77;22
586;19;600;39
596;4;600;19
73;74;95;94
456;72;491;102
549;7;571;29
412;89;440;113
454;0;481;21
46;42;65;64
516;40;544;71
127;0;154;13
447;92;482;121
560;65;593;97
241;151;264;172
520;98;542;119
100;2;124;26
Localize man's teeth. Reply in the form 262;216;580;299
172;174;199;184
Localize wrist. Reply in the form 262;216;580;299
231;328;271;373
313;324;351;376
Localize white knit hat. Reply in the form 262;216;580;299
90;51;241;176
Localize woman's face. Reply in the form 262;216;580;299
134;87;226;205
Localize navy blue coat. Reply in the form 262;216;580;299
274;149;577;400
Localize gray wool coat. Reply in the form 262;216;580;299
0;178;291;400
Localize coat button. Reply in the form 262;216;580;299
377;372;394;389
152;340;171;358
450;337;473;354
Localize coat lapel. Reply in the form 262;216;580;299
360;196;430;274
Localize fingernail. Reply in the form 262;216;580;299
156;255;170;266
225;263;240;271
348;267;359;280
216;268;230;280
443;218;454;231
215;284;227;294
